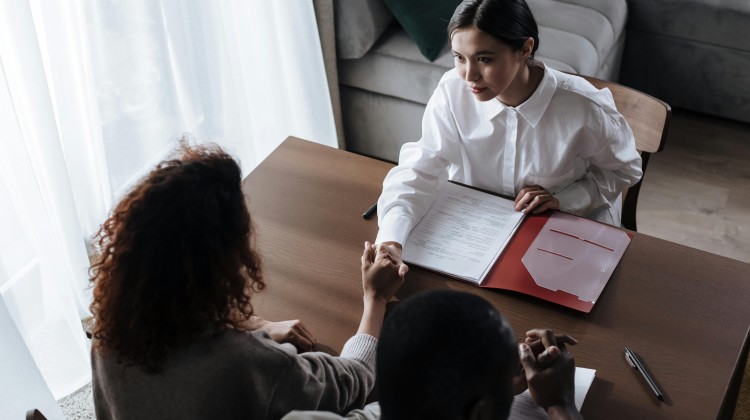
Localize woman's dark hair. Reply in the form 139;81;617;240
448;0;540;58
89;142;264;372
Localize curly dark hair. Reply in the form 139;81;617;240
89;143;264;372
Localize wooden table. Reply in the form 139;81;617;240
243;137;750;419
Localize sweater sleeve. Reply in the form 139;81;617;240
267;334;378;419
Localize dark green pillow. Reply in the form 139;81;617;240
383;0;463;62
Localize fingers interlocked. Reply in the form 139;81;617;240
518;329;577;411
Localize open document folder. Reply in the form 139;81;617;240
402;182;631;312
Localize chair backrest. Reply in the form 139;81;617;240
581;75;671;231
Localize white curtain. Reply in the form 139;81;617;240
0;0;336;399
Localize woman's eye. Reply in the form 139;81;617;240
477;57;491;63
453;54;465;62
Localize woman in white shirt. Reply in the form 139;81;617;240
376;0;642;272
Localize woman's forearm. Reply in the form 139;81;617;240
356;297;388;338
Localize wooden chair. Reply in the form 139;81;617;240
581;75;671;231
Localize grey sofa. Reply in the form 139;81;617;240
620;0;750;125
334;0;629;162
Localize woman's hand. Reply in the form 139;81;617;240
361;241;405;304
378;241;409;278
256;318;316;353
515;185;560;214
356;241;405;338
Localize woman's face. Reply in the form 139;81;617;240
451;26;529;102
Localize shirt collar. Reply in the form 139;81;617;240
481;62;556;127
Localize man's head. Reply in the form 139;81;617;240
377;290;517;420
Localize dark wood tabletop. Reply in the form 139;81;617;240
243;137;750;419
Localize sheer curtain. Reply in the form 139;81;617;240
0;0;336;399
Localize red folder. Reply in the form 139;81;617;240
481;213;631;313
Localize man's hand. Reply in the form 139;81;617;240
257;319;316;353
525;331;578;367
513;331;578;395
515;185;560;214
519;329;581;420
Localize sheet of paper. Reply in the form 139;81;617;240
509;367;596;419
402;182;525;283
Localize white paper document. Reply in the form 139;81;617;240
402;182;525;283
510;367;596;419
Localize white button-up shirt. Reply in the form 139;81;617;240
376;63;643;246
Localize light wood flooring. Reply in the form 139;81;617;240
638;110;750;263
636;109;750;419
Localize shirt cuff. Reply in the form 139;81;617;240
553;181;592;217
375;213;413;246
341;334;378;373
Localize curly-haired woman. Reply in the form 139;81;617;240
89;143;404;419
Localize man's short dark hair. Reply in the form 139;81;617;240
377;290;517;420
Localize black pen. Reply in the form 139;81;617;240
362;203;377;219
625;346;663;401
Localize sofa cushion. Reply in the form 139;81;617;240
382;0;461;61
627;0;750;51
529;0;626;68
333;0;393;59
339;28;450;105
340;0;625;105
621;0;750;123
552;0;627;37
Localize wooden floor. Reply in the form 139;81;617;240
635;109;750;419
638;110;750;263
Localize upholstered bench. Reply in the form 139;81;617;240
334;0;628;162
620;0;750;124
